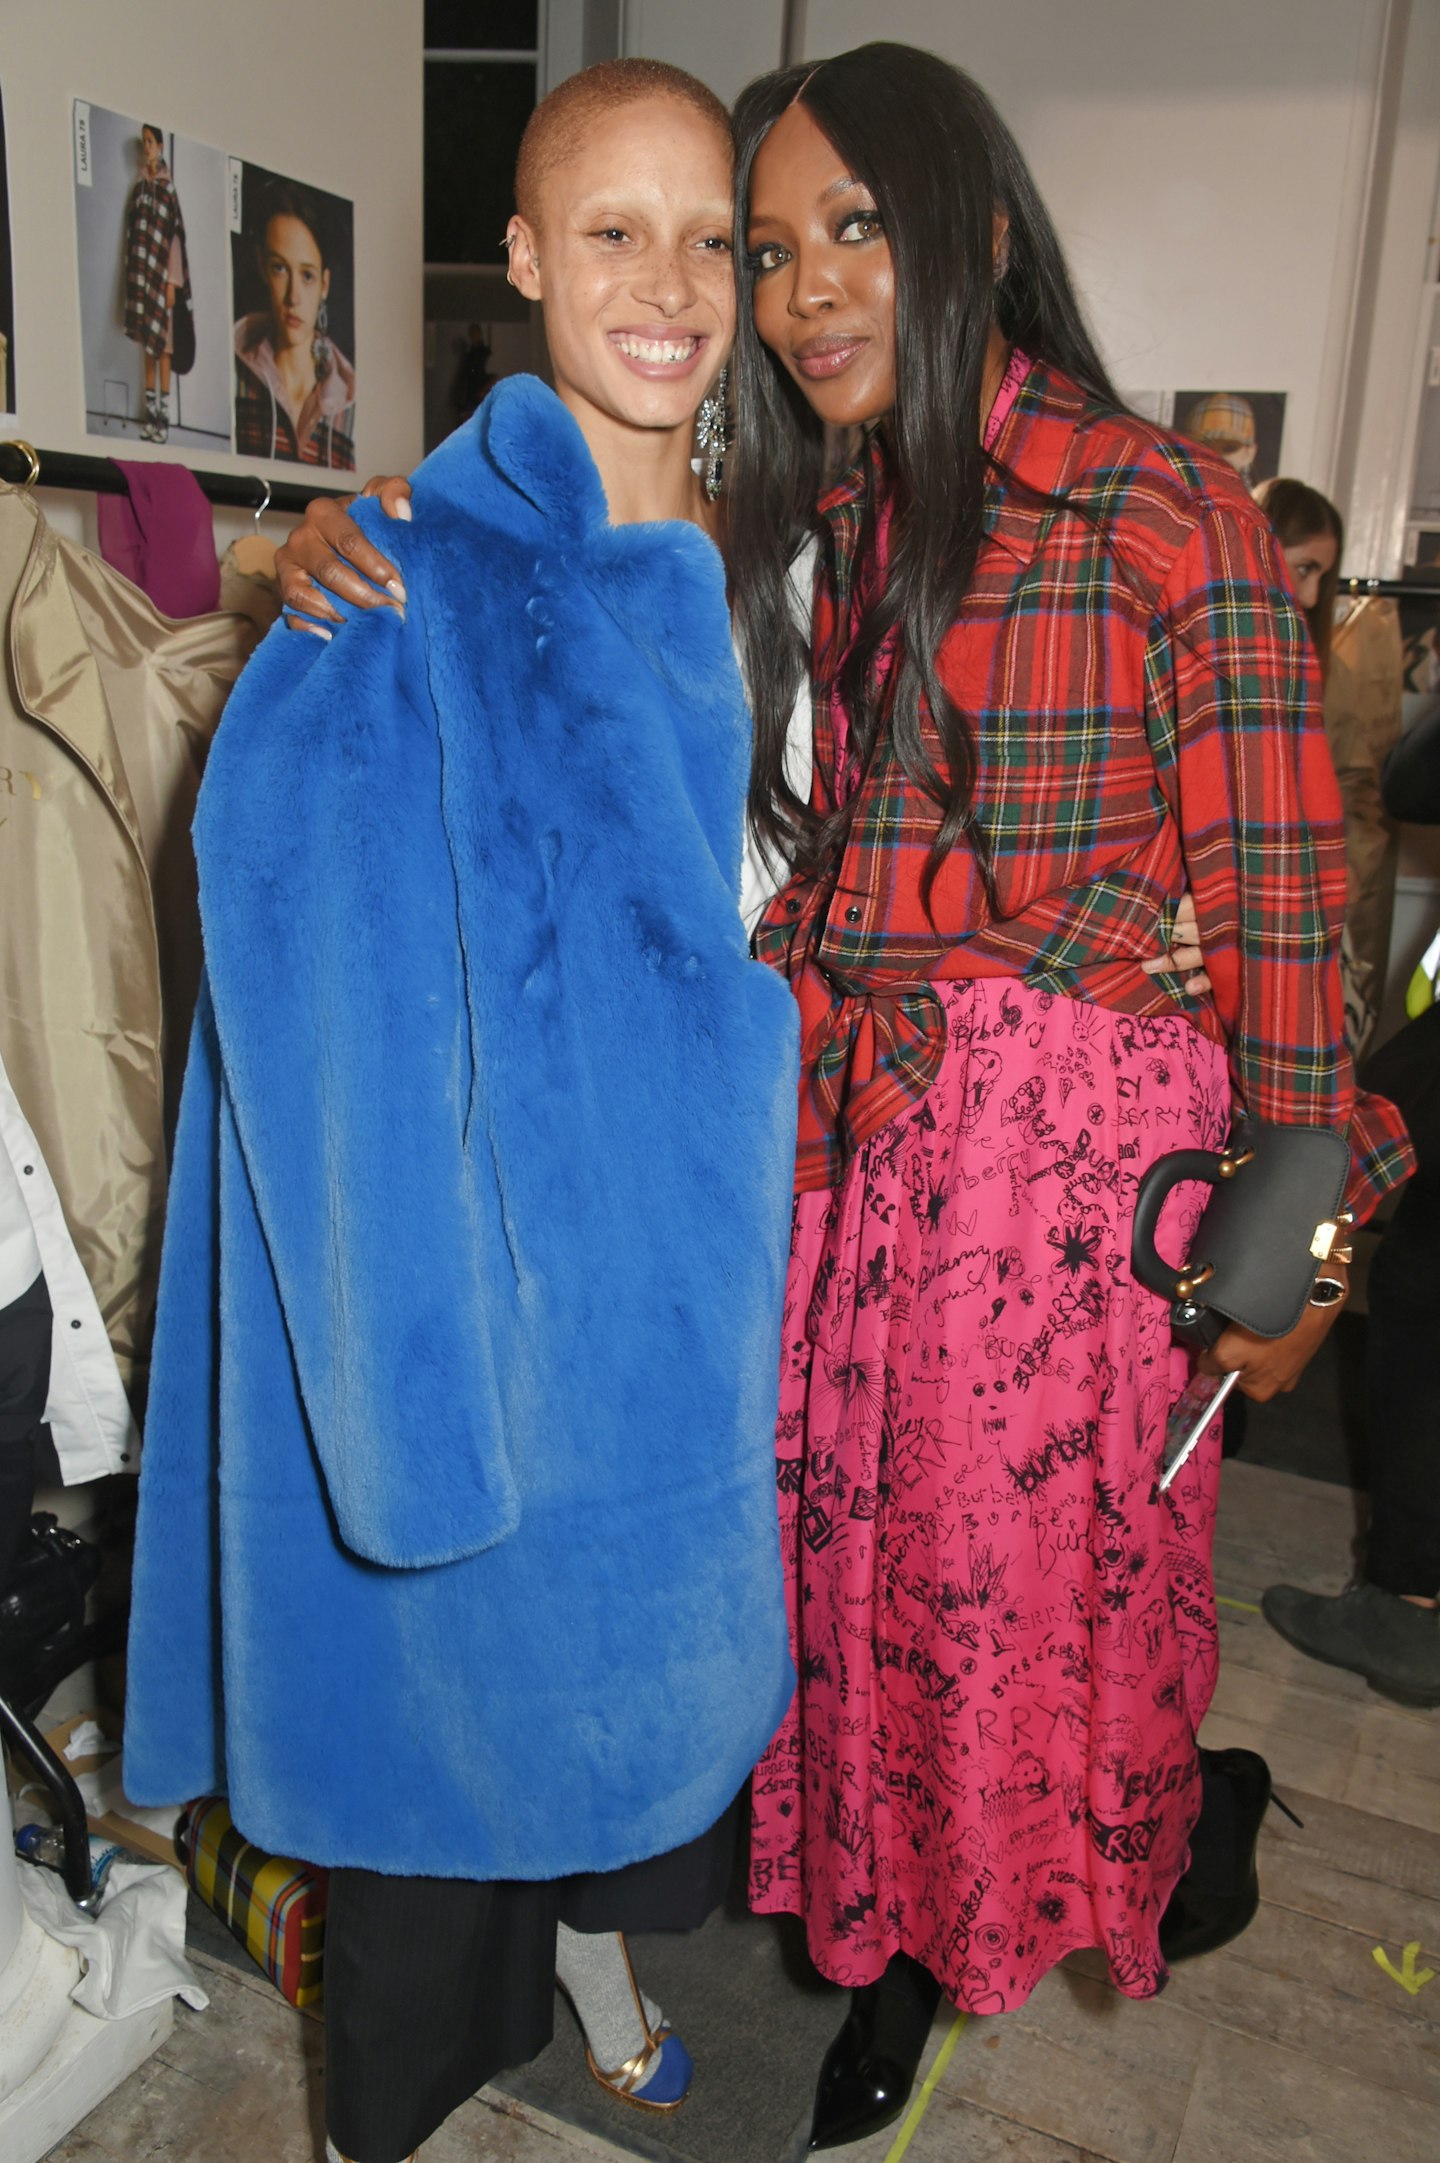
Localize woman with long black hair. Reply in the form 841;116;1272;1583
726;45;1409;2146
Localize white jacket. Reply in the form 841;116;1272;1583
0;1048;138;1482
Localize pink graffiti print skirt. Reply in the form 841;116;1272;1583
749;977;1232;2009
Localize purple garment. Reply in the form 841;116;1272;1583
97;460;220;618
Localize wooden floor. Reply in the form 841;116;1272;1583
43;1460;1440;2163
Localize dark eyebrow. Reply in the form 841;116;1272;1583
747;173;870;233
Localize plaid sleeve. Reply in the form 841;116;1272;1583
1145;491;1413;1223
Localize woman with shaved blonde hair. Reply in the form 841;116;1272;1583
124;58;797;2163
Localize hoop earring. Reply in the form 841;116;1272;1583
696;365;731;503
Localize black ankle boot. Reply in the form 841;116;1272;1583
809;1950;944;2152
1159;1745;1279;1965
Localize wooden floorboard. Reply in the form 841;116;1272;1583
38;1459;1440;2163
1254;1784;1440;1944
1162;1895;1440;2109
934;1965;1209;2163
1171;2025;1439;2163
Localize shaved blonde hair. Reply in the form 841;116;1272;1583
514;58;732;228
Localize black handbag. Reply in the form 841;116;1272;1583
171;278;196;376
1130;1117;1351;1349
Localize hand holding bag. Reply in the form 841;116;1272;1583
1130;1116;1351;1350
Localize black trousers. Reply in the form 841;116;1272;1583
0;1270;51;1595
324;1796;740;2163
1365;1174;1440;1596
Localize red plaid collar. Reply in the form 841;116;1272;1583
816;358;1083;576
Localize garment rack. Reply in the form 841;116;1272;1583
0;439;348;515
1341;575;1440;601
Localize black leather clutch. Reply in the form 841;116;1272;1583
1131;1117;1351;1349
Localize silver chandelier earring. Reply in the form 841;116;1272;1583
696;366;731;503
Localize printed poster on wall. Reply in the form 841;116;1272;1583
0;83;15;414
1130;390;1287;491
229;160;356;472
72;102;232;450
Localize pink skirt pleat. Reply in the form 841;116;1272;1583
749;978;1232;2009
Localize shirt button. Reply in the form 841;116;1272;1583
845;905;862;924
22;1165;33;1175
785;898;801;915
71;1318;81;1329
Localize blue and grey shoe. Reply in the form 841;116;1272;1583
585;2022;694;2113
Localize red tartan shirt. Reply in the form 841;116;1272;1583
755;360;1413;1218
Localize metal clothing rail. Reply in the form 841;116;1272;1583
1341;574;1440;600
0;439;349;515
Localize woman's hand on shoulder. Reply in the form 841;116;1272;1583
278;475;414;634
1200;1264;1348;1402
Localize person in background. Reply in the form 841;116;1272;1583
1254;476;1342;662
123;123;185;445
1264;706;1440;1704
234;181;356;471
1256;477;1402;1059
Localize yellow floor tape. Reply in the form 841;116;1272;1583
882;2010;970;2162
1216;1594;1262;1614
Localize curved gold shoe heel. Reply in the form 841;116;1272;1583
577;1934;692;2113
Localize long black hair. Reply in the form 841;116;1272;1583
730;43;1121;905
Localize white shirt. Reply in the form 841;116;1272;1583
739;539;816;934
0;1132;41;1308
0;1048;139;1481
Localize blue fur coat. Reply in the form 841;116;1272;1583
123;377;799;1878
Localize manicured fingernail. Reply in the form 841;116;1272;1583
298;621;332;641
386;577;408;604
395;500;413;522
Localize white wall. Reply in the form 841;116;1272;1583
635;0;1439;574
4;0;424;547
799;0;1397;494
623;0;785;108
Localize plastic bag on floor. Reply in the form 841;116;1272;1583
17;1851;209;2018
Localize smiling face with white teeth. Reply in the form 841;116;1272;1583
505;95;735;502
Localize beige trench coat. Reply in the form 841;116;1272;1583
0;484;260;1394
1324;596;1404;1054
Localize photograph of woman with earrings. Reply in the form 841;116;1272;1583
232;164;356;468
